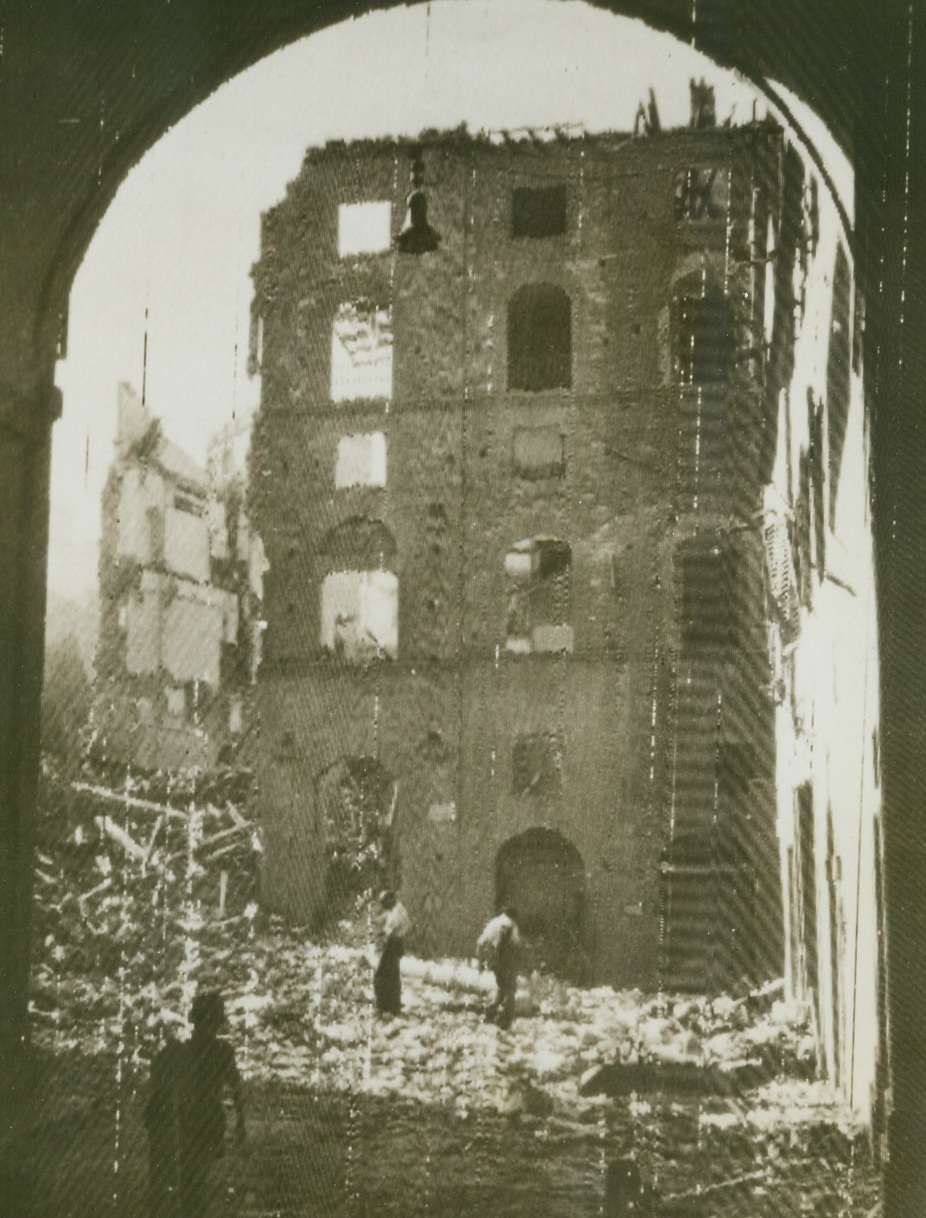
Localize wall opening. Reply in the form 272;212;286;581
507;283;572;391
512;731;563;795
315;754;397;921
674;167;727;222
677;540;730;649
338;200;392;257
673;276;735;385
335;432;387;489
331;299;393;402
505;537;572;654
797;782;818;1006
495;828;585;979
319;516;398;661
512;426;565;479
511;184;567;238
660;829;744;992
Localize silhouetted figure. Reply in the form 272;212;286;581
605;1158;653;1217
477;908;521;1029
374;890;410;1015
145;990;245;1217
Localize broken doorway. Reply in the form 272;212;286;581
494;827;586;980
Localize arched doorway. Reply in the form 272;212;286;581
314;754;397;921
494;827;585;979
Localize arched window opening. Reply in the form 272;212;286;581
319;517;398;661
507;283;572;391
673;278;734;386
319;515;396;571
505;537;572;654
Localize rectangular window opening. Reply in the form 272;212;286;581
338;201;392;257
321;570;398;662
511;185;567;239
331;301;393;402
674;167;727;222
678;543;730;648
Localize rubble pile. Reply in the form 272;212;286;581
30;761;861;1146
30;761;261;1050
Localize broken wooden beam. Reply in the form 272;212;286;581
579;1056;779;1098
72;782;190;822
94;816;146;860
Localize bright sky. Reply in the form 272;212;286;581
49;0;848;599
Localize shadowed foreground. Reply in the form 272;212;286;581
5;1049;880;1218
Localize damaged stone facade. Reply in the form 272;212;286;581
248;118;882;1117
94;383;265;770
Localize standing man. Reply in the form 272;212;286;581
374;890;411;1016
145;989;246;1217
477;907;522;1029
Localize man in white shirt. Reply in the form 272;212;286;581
477;908;521;1029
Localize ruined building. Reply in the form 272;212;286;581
94;383;265;770
248;104;884;1118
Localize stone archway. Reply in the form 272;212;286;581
314;754;397;921
0;6;920;1205
494;827;586;979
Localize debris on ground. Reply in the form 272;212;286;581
29;760;864;1150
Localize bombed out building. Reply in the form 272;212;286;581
94;383;266;770
248;99;884;1112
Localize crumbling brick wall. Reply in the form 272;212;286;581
249;125;789;988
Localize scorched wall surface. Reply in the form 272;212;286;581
249;127;794;988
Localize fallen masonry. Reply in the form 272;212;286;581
26;761;880;1215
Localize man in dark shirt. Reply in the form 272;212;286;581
145;990;245;1217
374;889;411;1016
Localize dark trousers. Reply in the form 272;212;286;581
488;969;517;1029
374;936;404;1014
148;1119;180;1218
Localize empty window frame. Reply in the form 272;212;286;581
674;167;727;222
511;185;567;238
321;570;398;661
673;279;734;386
331;301;393;402
678;541;730;648
512;732;563;794
507;284;572;392
335;432;387;489
505;538;573;654
338;201;392;257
